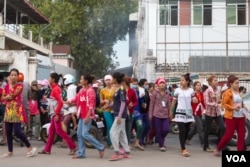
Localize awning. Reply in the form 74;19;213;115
0;0;49;24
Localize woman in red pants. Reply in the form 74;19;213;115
39;72;76;155
214;75;247;156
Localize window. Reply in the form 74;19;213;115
159;0;178;26
227;0;246;25
193;0;212;25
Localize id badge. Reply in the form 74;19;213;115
161;101;166;107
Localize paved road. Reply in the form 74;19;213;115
0;134;223;167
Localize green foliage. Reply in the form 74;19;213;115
27;0;137;77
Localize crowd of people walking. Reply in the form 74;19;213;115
0;68;250;161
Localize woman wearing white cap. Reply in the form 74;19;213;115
100;74;116;147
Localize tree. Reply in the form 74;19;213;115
27;0;137;77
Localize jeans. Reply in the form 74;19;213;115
103;112;114;146
178;122;191;150
187;116;204;145
217;117;245;151
5;122;31;152
140;113;151;145
203;115;225;149
153;117;170;147
44;115;76;153
110;117;130;154
77;119;104;158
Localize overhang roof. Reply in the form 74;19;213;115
0;0;49;24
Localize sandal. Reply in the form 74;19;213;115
72;155;85;159
27;147;37;158
38;150;50;154
109;154;122;161
99;148;105;158
135;144;144;151
0;140;6;146
68;149;77;155
182;149;190;157
0;153;13;158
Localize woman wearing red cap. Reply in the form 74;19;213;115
149;78;171;152
170;73;197;157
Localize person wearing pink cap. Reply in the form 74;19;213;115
149;78;171;152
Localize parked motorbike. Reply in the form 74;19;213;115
40;114;104;148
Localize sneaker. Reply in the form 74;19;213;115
213;149;221;157
109;154;122;161
27;147;37;158
203;147;213;152
160;147;166;152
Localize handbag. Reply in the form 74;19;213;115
182;90;193;117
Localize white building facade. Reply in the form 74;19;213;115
131;0;250;82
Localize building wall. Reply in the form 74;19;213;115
53;59;68;67
135;0;250;80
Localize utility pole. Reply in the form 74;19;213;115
164;2;167;78
4;0;7;25
226;2;229;72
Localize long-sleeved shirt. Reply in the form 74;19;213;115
149;90;171;119
70;87;95;119
126;88;138;114
191;92;206;116
50;83;63;115
204;86;221;117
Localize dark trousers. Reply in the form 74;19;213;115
140;113;151;145
187;116;204;145
5;122;31;152
125;114;133;144
178;122;191;150
153;117;170;147
40;112;49;126
203;115;225;149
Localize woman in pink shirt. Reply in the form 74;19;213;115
149;78;171;152
70;74;105;159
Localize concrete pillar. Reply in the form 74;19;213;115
19;25;23;37
28;52;38;84
144;56;157;82
40;37;43;47
28;31;32;41
0;13;3;25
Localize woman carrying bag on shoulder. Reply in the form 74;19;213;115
170;73;197;157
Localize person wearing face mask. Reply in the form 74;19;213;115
130;78;144;150
138;79;151;146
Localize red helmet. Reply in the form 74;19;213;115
18;72;24;82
